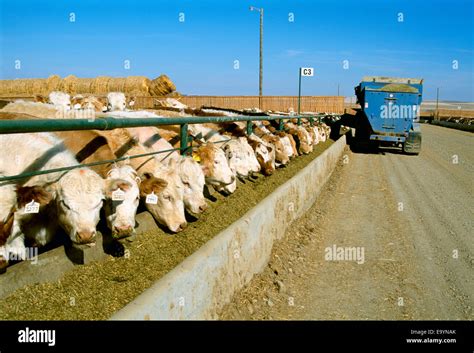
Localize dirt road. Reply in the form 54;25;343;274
219;124;473;320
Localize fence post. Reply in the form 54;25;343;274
278;119;284;131
309;116;314;126
180;123;189;155
297;116;302;126
246;120;253;135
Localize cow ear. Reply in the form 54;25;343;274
140;176;167;196
16;185;53;208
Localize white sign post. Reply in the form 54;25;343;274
298;67;315;121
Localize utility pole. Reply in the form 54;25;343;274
250;6;263;110
337;84;340;96
436;87;440;120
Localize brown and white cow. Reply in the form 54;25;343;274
101;128;188;233
125;126;208;215
0;182;52;270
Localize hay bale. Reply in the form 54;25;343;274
93;76;111;95
150;75;176;96
74;78;95;94
46;75;62;93
28;79;48;95
107;77;127;93
60;75;78;95
0;73;176;98
124;76;151;95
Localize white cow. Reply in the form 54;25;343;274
107;92;127;111
103;165;141;238
49;91;71;110
0;133;132;259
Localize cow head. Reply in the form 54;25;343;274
128;96;136;109
277;132;296;158
223;137;260;178
103;165;140;239
193;143;235;189
289;127;313;155
49;91;71;110
107;92;127;111
84;96;108;112
264;135;289;166
248;139;275;176
71;95;85;110
178;157;207;214
55;168;130;245
140;162;187;233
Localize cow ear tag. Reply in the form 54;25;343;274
192;153;201;163
25;200;40;214
146;192;158;205
112;189;125;201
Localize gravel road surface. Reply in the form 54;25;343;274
220;124;473;320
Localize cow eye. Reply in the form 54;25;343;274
163;195;171;201
183;181;190;187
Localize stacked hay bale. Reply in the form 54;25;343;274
0;74;178;98
150;75;176;96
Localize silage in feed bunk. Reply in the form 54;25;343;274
0;139;335;320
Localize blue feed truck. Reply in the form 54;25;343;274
352;76;423;154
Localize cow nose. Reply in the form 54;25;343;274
178;222;188;232
76;230;96;244
114;225;133;236
199;203;208;212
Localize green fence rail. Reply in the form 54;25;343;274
0;114;326;183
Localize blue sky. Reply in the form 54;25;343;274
1;0;473;101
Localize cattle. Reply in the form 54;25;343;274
0;183;53;269
0;133;132;258
139;160;187;233
0;112;142;240
125;126;208;215
100;128;188;233
0;182;18;269
275;131;298;158
107;92;127;111
177;157;207;214
103;165;141;238
71;95;84;110
83;96;108;113
287;125;313;154
192;142;235;192
223;137;261;178
127;96;136;109
49;91;71;110
247;135;275;176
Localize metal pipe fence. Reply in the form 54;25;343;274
0;114;329;183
